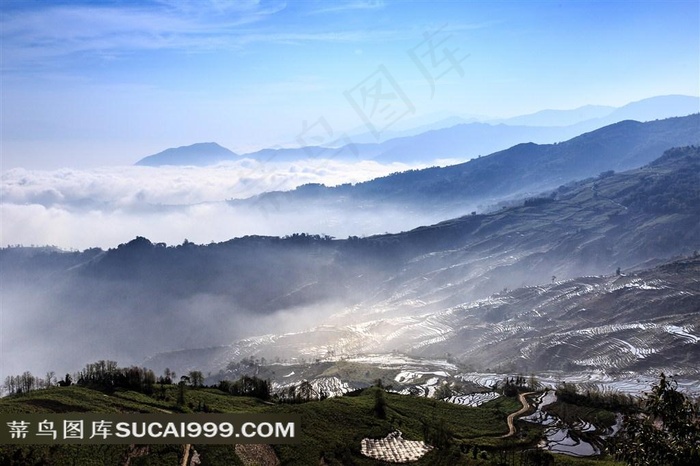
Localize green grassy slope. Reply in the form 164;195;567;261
0;385;624;465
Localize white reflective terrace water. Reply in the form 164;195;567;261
521;390;603;457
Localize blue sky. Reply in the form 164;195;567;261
1;0;699;169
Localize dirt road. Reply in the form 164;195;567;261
501;391;535;438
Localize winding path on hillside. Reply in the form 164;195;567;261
501;391;535;438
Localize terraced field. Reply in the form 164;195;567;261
146;144;700;381
2;384;622;465
151;257;700;390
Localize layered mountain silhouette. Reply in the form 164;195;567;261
4;145;699;375
492;94;699;127
143;146;700;376
344;94;699;143
240;114;700;215
133;95;699;166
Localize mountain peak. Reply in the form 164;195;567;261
135;142;237;166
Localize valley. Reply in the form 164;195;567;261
2;119;699;466
3;1;699;463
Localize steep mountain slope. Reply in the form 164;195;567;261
419;257;700;375
356;96;699;164
354;255;700;376
146;257;700;380
4;146;698;377
145;256;700;382
243;115;700;214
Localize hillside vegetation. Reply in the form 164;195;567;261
3;146;699;378
0;383;624;465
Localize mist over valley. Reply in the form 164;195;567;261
2;121;699;383
3;3;700;463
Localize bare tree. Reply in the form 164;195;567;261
45;371;56;388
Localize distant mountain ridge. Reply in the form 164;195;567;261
492;94;699;127
350;94;700;141
4;145;700;375
240;114;700;214
143;146;700;376
135;142;237;166
492;104;615;127
133;95;699;166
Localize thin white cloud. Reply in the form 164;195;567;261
0;0;401;70
307;0;385;15
232;29;398;46
1;2;286;70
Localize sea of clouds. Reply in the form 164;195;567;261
1;159;429;250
